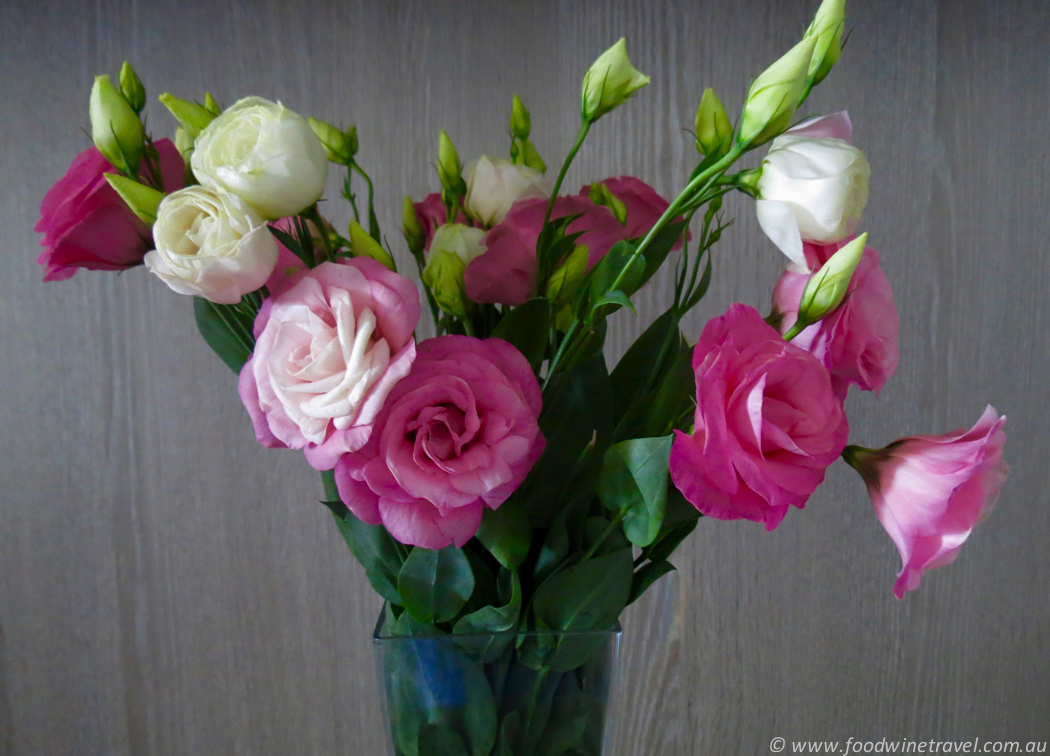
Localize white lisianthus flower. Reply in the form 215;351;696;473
145;186;279;304
755;113;870;268
463;156;550;226
191;97;328;220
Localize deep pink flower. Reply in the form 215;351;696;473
239;259;421;470
464;178;680;307
334;335;545;549
771;237;900;398
36;139;184;281
670;304;849;530
845;406;1008;598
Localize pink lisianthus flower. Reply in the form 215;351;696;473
464;177;677;307
334;335;545;550
670;304;849;530
845;406;1008;598
239;258;422;470
771;237;900;398
35;139;184;281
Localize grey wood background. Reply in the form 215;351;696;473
1;0;1048;754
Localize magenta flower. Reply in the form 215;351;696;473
36;139;184;281
670;304;848;530
845;406;1008;598
334;335;545;549
464;177;676;306
771;237;900;398
239;259;421;470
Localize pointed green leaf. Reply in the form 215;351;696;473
398;546;474;623
475;499;531;570
628;560;675;605
596;435;674;547
192;296;254;373
490;298;551;374
533;547;633;632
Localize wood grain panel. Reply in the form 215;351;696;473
1;0;1047;754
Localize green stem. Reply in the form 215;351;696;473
302;205;335;262
783;319;808;342
350;161;380;241
320;469;340;503
580;510;626;563
541;320;580;391
536;120;592;285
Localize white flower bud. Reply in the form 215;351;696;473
463;156;550;226
581;38;650;122
191;97;328;220
145;186;279;304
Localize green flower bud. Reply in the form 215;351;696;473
104;174;165;224
118;62;146;113
158;93;215;139
510;94;531;140
509;137;547;174
174;126;194;159
348;218;396;271
308;117;353;164
422;224;486;320
694;88;733;158
581;38;650;122
805;0;846;87
204;92;221;116
346;124;359;157
738;36;817;148
437;129;463;193
796;232;867;326
402;195;425;255
587;183;627;225
90;74;144;174
547;244;589;302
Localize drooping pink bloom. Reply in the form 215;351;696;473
239;258;421;470
670;304;849;530
334;335;545;549
845;406;1008;598
464;175;679;307
36;139;184;281
771;237;900;398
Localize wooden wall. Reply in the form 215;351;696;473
1;0;1047;753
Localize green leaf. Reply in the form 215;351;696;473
590;290;635;313
596;435;674;547
628;560;676;605
583;515;631;558
639;339;696;438
533;547;633;632
683;252;714;311
644;485;702;564
453;570;522;662
490;297;551;374
418;724;467;756
398;546;475;623
325;501;405;606
475;499;531;570
268;224;314;269
193;297;254;373
587;240;645;304
610;309;678;417
524;355;613;527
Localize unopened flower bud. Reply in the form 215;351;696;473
204;92;221;116
437;129;464;194
805;0;846;87
422;223;486;319
104;174;166;224
174;126;194;159
546;244;589;302
159;92;215;139
308;117;353;164
402;195;425;254
694;88;733;158
510;138;547;174
90;74;144;175
348;218;396;271
581;38;650;122
346;125;359;157
738;36;817;148
118;62;146;113
796;232;867;326
588;183;627;225
510;94;531;140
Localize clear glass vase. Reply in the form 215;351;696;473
373;611;621;756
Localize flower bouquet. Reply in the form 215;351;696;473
36;1;1009;753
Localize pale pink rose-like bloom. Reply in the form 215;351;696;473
771;237;900;398
36;139;184;281
464;177;677;307
239;258;421;470
670;304;849;530
334;335;545;549
846;406;1008;599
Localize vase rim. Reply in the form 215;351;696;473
372;608;623;642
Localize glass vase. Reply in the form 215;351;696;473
373;611;621;756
